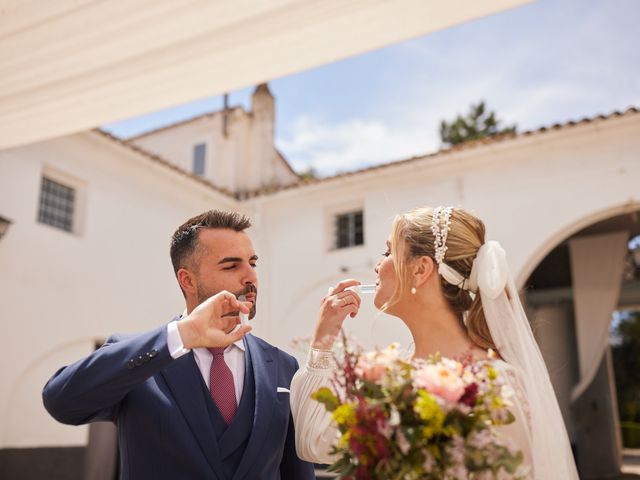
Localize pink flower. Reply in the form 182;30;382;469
396;430;411;455
354;344;401;382
413;364;465;403
355;358;386;381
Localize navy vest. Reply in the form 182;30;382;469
203;345;256;480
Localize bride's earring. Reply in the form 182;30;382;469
410;286;417;295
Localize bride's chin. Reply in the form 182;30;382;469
374;296;392;313
373;297;383;310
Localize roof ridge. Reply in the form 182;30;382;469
124;105;246;142
96;105;639;200
91;128;237;200
242;105;640;198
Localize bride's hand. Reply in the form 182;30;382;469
311;279;362;350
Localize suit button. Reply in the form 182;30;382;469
143;352;151;362
134;355;144;366
126;359;135;369
149;349;158;358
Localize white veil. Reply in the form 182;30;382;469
468;241;580;479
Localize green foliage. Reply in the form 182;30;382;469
621;421;640;448
299;167;318;181
311;387;339;412
439;101;517;146
612;311;640;447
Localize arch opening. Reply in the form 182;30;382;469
523;208;640;478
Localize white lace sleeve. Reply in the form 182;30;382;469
290;349;339;465
493;361;534;479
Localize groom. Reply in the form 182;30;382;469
42;210;316;480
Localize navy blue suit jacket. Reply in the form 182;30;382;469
42;323;315;480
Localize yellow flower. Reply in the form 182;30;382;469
332;404;357;426
414;391;445;440
338;431;351;448
491;395;504;409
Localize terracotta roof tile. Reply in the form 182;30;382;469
95;106;639;200
243;106;639;198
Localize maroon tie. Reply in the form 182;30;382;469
208;347;237;425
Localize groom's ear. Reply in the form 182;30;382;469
412;256;436;288
177;268;197;294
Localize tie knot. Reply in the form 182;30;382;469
209;347;226;356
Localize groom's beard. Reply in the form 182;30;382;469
196;284;257;320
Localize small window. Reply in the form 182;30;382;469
193;143;207;176
335;210;364;249
38;177;75;232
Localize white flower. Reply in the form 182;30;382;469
377;418;393;439
445;435;466;465
422;449;435;471
389;407;401;426
501;384;515;405
467;429;493;449
396;430;411;455
445;464;469;480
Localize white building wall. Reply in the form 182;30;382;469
130;112;239;192
0;132;237;448
130;101;298;195
0;112;638;451
251;114;640;359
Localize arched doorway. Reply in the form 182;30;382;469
523;209;640;479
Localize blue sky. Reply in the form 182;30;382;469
103;0;640;176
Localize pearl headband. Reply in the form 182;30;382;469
430;206;477;293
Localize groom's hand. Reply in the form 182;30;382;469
311;279;362;350
177;291;252;350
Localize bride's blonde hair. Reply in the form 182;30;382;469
386;206;497;351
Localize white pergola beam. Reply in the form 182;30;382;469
0;0;532;149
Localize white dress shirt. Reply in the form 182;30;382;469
167;320;245;406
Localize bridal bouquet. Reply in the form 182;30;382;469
312;342;525;480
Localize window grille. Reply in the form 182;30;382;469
38;177;75;232
335;210;364;249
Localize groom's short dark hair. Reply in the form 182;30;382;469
170;210;252;278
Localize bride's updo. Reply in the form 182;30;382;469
389;206;497;351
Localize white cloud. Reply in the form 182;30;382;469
277;115;441;176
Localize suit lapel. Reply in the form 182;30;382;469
160;352;224;480
232;335;277;480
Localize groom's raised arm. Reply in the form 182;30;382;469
42;324;175;425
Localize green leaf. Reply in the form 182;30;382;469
311;387;339;412
326;454;353;474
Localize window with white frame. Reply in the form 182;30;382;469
334;210;364;249
37;176;76;232
193;143;207;176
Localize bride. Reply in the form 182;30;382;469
290;206;579;479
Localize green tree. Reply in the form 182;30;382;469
299;166;318;181
439;101;517;146
611;311;640;447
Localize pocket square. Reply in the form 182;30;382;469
277;387;290;393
